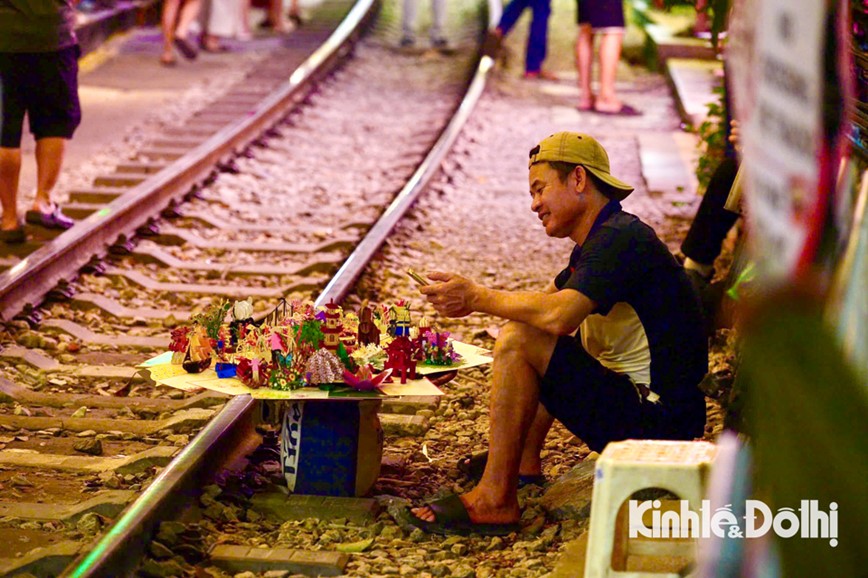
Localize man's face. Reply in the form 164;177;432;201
528;162;582;238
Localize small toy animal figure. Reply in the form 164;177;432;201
358;305;379;346
384;336;417;384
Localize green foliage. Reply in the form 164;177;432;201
659;0;731;47
695;81;728;192
192;300;231;340
297;320;324;349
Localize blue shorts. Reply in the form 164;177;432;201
538;334;706;452
577;0;626;29
0;45;82;148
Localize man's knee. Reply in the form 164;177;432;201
494;321;556;372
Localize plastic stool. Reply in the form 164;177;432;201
584;440;718;578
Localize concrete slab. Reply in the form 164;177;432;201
0;540;82;578
0;407;215;435
42;318;167;348
210;544;348;576
0;346;149;380
71;291;192;321
0;375;227;410
250;492;380;524
666;58;723;128
380;413;429;436
0;490;136;522
0;445;177;474
638;131;699;197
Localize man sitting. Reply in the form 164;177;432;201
407;132;708;535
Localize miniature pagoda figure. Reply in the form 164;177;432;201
322;302;343;351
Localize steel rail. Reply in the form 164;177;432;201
62;0;501;574
0;0;377;323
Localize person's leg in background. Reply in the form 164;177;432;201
31;138;66;215
523;0;553;78
488;0;532;54
575;23;594;109
176;0;203;42
161;0;182;64
401;0;420;46
161;0;202;63
0;147;23;237
681;157;740;277
594;28;624;112
430;0;448;48
23;47;79;231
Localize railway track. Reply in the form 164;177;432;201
0;0;495;575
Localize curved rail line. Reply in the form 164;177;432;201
42;2;504;577
0;0;377;324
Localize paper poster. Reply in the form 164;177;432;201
735;0;827;281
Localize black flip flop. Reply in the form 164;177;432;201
457;450;548;488
0;227;25;244
402;494;520;536
593;103;642;117
173;36;199;60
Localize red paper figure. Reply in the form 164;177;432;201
384;335;417;384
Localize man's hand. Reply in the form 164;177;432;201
418;271;478;318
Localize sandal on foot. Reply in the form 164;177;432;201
0;227;26;244
402;494;520;536
593;103;642;116
173;35;199;60
25;207;74;230
457;451;548;488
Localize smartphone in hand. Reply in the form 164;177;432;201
407;268;431;286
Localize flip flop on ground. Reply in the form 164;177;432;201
457;450;548;488
401;494;521;536
593;103;642;116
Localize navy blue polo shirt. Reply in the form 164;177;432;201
554;201;708;401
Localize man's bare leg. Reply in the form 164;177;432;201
412;322;557;524
0;148;22;231
519;404;555;476
575;24;594;110
32;138;65;214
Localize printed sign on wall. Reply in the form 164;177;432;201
737;0;827;281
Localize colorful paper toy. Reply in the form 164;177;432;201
165;297;464;390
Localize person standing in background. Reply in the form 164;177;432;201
575;0;639;115
400;0;449;51
200;0;247;51
489;0;554;79
0;0;81;243
161;0;202;66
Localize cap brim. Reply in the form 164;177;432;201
584;166;634;200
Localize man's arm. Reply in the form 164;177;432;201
419;272;595;336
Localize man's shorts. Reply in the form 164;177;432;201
539;335;705;452
576;0;626;30
0;45;82;148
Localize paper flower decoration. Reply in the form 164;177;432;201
343;365;392;391
305;349;344;385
